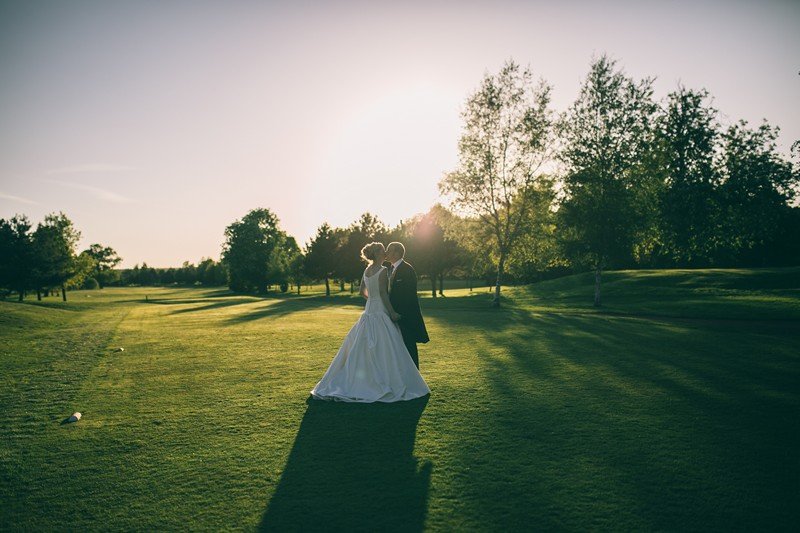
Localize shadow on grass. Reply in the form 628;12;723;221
427;302;800;529
259;395;431;532
165;298;260;315
225;295;367;324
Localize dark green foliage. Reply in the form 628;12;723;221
81;244;122;288
558;54;663;305
304;223;340;296
30;212;84;301
408;205;470;297
118;258;228;287
221;208;293;294
333;213;387;287
656;86;721;266
197;257;228;286
717;120;799;266
0;215;34;300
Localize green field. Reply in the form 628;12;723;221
1;268;799;531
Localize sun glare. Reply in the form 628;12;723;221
312;82;460;229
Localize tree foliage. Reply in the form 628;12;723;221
221;208;293;294
407;205;469;297
304;223;340;296
82;243;123;288
0;215;34;301
656;86;721;266
557;54;662;305
440;59;557;306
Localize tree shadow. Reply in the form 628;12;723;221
226;295;366;324
427;301;800;529
165;298;260;315
259;395;431;532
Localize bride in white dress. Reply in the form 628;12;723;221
310;242;430;402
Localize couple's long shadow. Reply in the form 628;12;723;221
259;395;431;532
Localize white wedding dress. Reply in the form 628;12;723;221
310;266;430;402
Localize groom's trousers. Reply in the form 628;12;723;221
399;327;419;369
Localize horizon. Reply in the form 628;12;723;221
1;0;798;268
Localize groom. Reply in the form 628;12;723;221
385;241;429;368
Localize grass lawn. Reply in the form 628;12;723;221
1;267;798;531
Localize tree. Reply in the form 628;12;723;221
289;252;306;295
304;223;340;296
197;258;227;286
278;236;301;292
657;86;722;266
137;262;159;285
504;181;564;282
82;243;122;287
221;208;292;294
31;212;82;301
557;55;661;306
67;251;97;290
440;59;556;307
717;120;799;266
334;213;387;292
407;205;467;297
0;215;34;301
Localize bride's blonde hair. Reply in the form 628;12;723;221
360;241;385;263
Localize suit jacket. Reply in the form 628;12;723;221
387;260;430;343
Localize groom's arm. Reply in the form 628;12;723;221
401;264;418;306
409;265;418;297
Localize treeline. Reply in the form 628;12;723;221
0;213;229;300
219;207;475;298
0;213;122;301
3;54;798;306
224;55;799;306
438;55;799;305
114;259;228;287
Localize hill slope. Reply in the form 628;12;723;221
505;266;800;320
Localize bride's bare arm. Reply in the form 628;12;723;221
378;269;400;321
359;273;368;299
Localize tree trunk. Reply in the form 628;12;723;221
492;254;505;308
468;276;473;293
594;264;602;307
349;282;354;293
324;277;330;296
339;280;344;291
18;289;23;302
297;283;301;295
438;273;444;296
430;274;436;298
37;290;41;301
61;284;67;302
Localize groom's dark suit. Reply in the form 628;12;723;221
387;259;429;368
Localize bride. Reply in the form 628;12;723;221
310;242;430;402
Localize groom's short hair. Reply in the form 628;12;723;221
387;241;405;258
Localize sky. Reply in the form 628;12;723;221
1;0;798;268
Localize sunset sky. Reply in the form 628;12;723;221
1;0;798;268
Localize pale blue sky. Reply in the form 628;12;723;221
1;0;798;267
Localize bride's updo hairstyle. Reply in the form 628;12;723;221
360;241;385;264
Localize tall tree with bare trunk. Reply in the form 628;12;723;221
557;55;661;306
440;59;556;307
